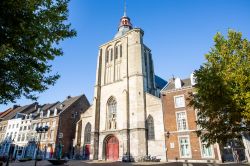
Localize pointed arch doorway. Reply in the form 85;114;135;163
105;135;119;161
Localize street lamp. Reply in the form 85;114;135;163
166;131;170;138
6;139;15;166
34;125;49;166
165;131;170;162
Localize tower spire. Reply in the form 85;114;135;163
124;0;127;17
114;0;132;38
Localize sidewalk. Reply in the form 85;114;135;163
5;160;250;166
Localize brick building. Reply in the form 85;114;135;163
0;94;90;159
26;95;90;159
161;75;222;163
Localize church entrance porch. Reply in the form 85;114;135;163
104;135;119;161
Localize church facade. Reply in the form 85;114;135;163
74;13;167;161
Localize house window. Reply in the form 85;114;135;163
201;141;213;158
84;122;91;144
176;112;187;131
33;124;37;130
146;115;155;140
21;134;25;141
26;134;29;141
107;97;117;130
17;134;21;141
9;132;13;140
50;130;54;140
174;95;185;108
179;136;191;158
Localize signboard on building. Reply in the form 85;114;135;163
59;132;63;138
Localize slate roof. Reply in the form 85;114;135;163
33;102;60;119
162;78;192;91
1;94;85;121
33;95;83;119
0;108;14;119
3;103;37;120
60;95;82;111
155;75;167;90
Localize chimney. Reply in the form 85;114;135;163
13;105;20;109
174;77;182;89
67;95;71;99
34;103;39;110
168;75;175;83
60;104;64;109
190;72;196;86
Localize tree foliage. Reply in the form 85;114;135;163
0;0;76;104
190;30;250;145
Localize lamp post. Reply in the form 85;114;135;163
166;131;170;162
34;125;49;166
6;139;15;166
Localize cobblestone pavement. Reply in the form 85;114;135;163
4;160;249;166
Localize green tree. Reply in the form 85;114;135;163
0;0;76;104
190;30;250;145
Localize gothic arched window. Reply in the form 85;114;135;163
146;115;155;140
120;45;122;57
107;97;117;130
106;50;109;63
84;122;91;144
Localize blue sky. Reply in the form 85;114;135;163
1;0;250;111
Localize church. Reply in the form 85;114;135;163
73;9;167;161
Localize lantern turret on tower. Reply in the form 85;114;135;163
114;0;133;38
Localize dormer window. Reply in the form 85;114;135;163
175;77;182;89
47;110;50;117
54;108;57;116
40;111;43;118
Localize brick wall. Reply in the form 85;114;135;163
162;87;221;162
58;95;90;157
